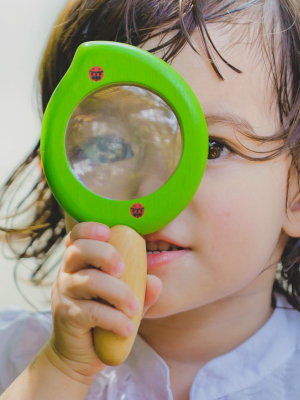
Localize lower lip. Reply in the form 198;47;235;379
146;249;190;270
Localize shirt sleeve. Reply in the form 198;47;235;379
0;307;52;394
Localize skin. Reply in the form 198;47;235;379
60;26;300;399
136;28;300;398
2;21;300;400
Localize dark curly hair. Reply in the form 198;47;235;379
0;0;300;309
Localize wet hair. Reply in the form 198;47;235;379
0;0;300;309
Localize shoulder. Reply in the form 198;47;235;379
0;307;52;394
278;300;300;397
275;295;300;347
256;296;300;399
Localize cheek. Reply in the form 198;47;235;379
194;165;287;274
204;195;259;264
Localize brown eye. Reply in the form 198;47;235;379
208;139;229;160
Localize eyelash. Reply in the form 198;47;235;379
208;137;235;162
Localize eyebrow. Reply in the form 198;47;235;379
205;112;257;138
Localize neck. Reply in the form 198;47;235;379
139;287;274;368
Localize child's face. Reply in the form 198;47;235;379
140;27;293;317
64;26;295;319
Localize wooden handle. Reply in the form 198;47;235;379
93;225;147;366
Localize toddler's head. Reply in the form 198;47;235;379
2;0;300;312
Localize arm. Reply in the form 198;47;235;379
1;342;93;400
1;222;162;400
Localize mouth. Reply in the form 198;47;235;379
143;235;191;270
145;240;185;254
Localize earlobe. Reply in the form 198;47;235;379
291;195;300;212
283;192;300;238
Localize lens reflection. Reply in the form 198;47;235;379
65;85;183;200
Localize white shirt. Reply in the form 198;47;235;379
0;295;299;399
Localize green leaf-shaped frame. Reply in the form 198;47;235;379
41;41;208;235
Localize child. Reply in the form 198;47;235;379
1;0;300;399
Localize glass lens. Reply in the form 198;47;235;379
65;85;183;200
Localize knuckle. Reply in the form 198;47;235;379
67;273;83;293
52;295;70;320
72;239;85;252
71;222;98;240
63;241;86;268
63;269;92;298
67;304;82;324
73;271;94;294
58;268;68;284
77;268;92;282
89;302;102;327
63;246;78;266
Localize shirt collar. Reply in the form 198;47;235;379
126;295;300;400
191;295;300;399
127;334;173;399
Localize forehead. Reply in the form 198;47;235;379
143;23;279;137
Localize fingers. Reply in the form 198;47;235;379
63;239;125;276
59;296;137;338
65;222;110;248
59;222;163;343
142;275;163;317
62;268;140;319
63;222;124;276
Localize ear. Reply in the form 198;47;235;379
283;181;300;238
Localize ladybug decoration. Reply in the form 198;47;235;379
130;203;145;218
89;66;104;82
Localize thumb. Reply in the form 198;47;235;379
142;275;163;317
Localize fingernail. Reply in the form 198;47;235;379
129;297;140;313
127;321;136;335
115;261;125;275
94;224;109;238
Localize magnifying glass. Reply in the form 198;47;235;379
41;41;208;366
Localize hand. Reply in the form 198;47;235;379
49;222;162;379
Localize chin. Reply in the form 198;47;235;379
142;297;194;320
143;301;175;319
